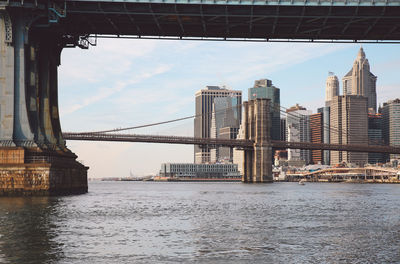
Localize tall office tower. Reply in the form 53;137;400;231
318;106;331;165
310;113;323;164
248;79;280;141
280;117;286;141
210;97;241;163
325;73;339;107
342;47;377;112
381;98;400;161
330;95;368;166
368;113;385;164
194;86;242;164
286;104;311;165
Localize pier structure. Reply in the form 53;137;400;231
286;167;400;183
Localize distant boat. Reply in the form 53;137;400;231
299;179;306;185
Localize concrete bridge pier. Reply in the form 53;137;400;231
242;99;273;183
0;8;88;196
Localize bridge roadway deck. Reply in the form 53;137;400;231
63;132;400;154
3;0;400;41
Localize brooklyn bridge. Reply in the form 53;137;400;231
1;0;400;195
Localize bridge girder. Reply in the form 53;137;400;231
2;0;400;41
60;1;400;41
62;132;400;155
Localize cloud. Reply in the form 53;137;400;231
60;64;172;115
189;43;348;84
60;39;159;83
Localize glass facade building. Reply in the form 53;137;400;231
194;86;242;163
248;79;281;141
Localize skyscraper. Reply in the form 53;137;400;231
330;95;368;166
322;73;337;165
210;97;241;163
368;113;385;164
342;47;377;112
248;79;281;140
318;106;330;165
310;112;323;164
194;86;242;164
286;104;311;165
381;98;400;161
325;73;339;107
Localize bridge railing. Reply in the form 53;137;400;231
62;132;400;154
62;132;254;148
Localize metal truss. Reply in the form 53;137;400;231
62;34;97;49
3;0;398;41
59;1;400;41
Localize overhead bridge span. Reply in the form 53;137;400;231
63;132;400;155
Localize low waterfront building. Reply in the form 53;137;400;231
274;150;288;167
159;163;241;179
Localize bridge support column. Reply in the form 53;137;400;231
242;99;273;183
0;9;15;147
0;8;87;196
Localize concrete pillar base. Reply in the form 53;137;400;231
0;147;88;196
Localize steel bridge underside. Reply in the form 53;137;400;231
57;0;400;41
62;132;400;154
0;0;384;41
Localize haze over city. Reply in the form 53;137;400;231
58;40;400;178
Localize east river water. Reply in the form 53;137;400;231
0;182;399;264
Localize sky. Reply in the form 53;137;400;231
58;39;400;178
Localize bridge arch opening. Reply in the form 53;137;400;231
1;1;400;194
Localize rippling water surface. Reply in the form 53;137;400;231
0;182;399;263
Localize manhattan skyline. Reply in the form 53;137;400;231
58;40;400;178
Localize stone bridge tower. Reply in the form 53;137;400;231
242;99;273;183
